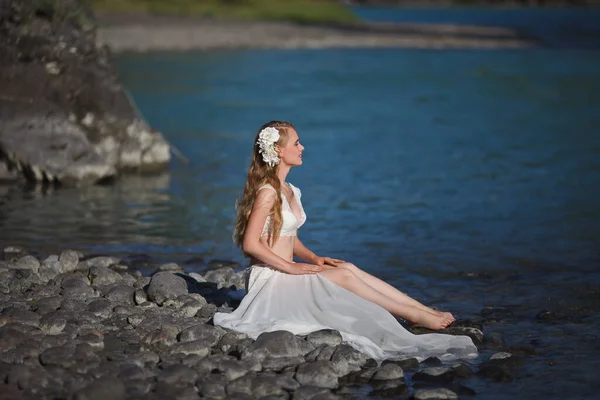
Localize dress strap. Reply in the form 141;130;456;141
257;184;276;192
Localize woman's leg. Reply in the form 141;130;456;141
337;263;454;322
319;268;452;330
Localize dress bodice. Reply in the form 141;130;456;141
258;183;306;237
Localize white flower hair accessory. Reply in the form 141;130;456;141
256;126;280;167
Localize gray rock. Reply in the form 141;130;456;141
134;288;148;305
39;315;66;335
413;388;459;400
78;256;121;270
169;340;211;357
38;260;62;282
295;360;338;389
39;345;76;368
331;344;367;369
413;367;456;383
217;331;250;353
147;272;188;305
88;266;122;286
444;326;484;346
176;297;206;318
158;262;184;272
306;329;343;348
10;255;40;274
203;267;235;288
159;364;198;385
227;373;286;398
242;330;315;362
178;324;223;347
292;386;336;400
61;277;96;300
32;295;63;314
86;298;113;318
371;363;404;381
198;382;227;398
262;356;305;372
59;250;80;273
73;378;126;400
105;284;135;304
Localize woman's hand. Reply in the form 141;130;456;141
288;263;327;275
314;256;345;268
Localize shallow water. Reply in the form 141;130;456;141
1;7;600;399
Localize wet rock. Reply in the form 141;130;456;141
383;357;419;371
243;330;315;362
412;367;456;383
477;364;514;382
295;360;338;389
371;363;404;380
292;386;337;400
413;388;459;400
147;272;188;305
443;326;484;346
227;373;287;398
306;329;343;348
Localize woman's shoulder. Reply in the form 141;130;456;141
257;183;276;192
287;182;302;198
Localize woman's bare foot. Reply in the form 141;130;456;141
413;310;453;330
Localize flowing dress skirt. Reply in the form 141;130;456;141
213;265;478;361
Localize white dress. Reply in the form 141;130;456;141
214;183;478;362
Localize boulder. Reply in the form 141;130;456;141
0;0;170;185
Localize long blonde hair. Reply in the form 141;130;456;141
233;121;295;252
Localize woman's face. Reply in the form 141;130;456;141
277;128;304;167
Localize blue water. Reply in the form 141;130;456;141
2;6;600;399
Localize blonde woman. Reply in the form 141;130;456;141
214;121;477;361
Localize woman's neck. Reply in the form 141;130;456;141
277;164;290;186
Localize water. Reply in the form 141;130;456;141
2;6;600;399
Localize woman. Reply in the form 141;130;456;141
214;121;477;361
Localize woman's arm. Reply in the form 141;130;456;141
242;189;324;275
293;237;318;264
242;189;294;272
294;237;345;267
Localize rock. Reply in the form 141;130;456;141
371;363;404;381
73;378;127;400
2;246;27;261
147;272;188;305
39;315;66;335
0;0;170;185
58;250;80;273
178;324;223;347
134;288;148;305
203;267;235;288
413;367;456;383
86;298;113;318
159;364;198;385
158;263;184;272
105;285;135;304
292;386;336;400
88;266;122;286
306;329;343;348
243;331;315;362
61;277;96;300
443;326;484;346
169;340;211;357
295;360;338;389
227;373;287;398
413;388;459;400
78;257;121;270
262;356;305;372
9;255;40;274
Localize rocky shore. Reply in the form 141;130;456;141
0;245;533;399
96;14;537;53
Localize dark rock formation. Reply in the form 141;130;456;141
0;0;170;185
